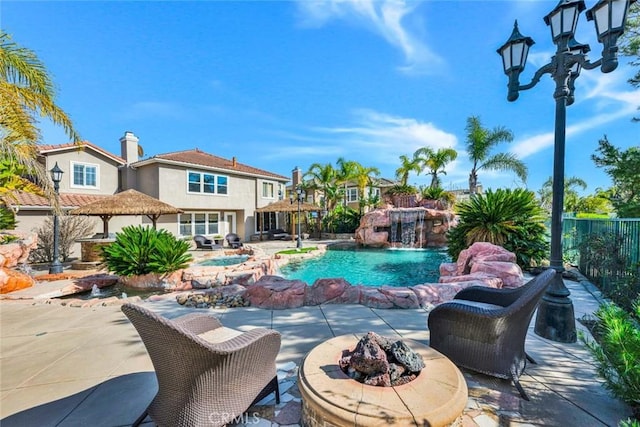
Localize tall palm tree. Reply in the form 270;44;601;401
464;116;526;194
352;164;380;214
395;154;422;187
537;176;587;214
414;147;458;189
1;30;80;205
336;157;359;205
303;162;339;210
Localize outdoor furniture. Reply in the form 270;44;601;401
225;233;243;248
267;228;291;240
193;234;220;250
121;303;281;427
427;268;556;400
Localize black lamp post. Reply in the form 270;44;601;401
49;162;64;274
290;185;303;249
498;0;636;343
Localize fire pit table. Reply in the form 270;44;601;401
298;334;468;427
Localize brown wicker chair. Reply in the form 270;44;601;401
121;303;281;427
427;269;555;400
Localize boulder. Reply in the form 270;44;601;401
244;275;306;309
0;268;35;294
471;261;523;288
439;272;503;288
305;278;357;305
359;287;394;309
410;282;477;307
455;242;517;275
0;231;38;268
378;286;420;309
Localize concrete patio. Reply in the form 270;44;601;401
0;260;635;426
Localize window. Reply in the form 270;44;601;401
256;212;277;232
71;162;98;188
178;212;220;236
187;171;228;195
346;188;359;202
367;187;381;199
262;182;274;198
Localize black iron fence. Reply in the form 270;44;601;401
562;217;640;290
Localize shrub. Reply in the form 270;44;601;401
386;184;418;196
419;186;456;205
322;205;361;233
29;215;95;262
580;300;640;419
102;225;192;276
446;188;548;269
0;205;17;230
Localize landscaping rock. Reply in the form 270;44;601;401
470;261;523;288
245;276;306;309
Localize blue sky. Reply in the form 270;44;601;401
2;1;638;194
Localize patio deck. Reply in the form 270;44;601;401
0;241;634;426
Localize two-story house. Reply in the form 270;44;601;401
13;132;289;253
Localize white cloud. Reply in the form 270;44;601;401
295;0;444;75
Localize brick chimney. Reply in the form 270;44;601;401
292;166;302;188
120;131;139;164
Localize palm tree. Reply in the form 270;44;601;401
537;176;587;214
1;31;80;205
464;116;526;194
352;164;380;214
303;163;339;210
395;154;422;187
336;157;359;205
414;147;458;189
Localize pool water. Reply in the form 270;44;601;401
198;255;249;267
280;247;451;287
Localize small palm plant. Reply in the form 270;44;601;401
446;188;548;269
102;225;192;276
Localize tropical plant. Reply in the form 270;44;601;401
0;233;19;244
591;136;640;217
419;186;456;205
580;300;640;419
101;225;192;276
395;154;422;187
386;184;418;196
446;188;548;269
322;205;361;234
620;1;639;120
414;147;458;189
304;162;339;210
464;116;527;194
0;31;80;208
336;157;359;205
537;176;587;214
0;204;17;230
352;164;380;214
29;215;95;263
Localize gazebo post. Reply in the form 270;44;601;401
100;215;112;237
147;214;160;229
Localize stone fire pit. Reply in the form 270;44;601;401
299;335;468;426
339;331;424;387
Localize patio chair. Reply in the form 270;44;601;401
121;303;281;427
193;234;220;250
225;233;243;249
427;268;556;400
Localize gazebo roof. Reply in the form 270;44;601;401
255;199;321;213
69;189;183;216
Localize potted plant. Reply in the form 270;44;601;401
386;184;418;208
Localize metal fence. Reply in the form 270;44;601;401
562;217;640;290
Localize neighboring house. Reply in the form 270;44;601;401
13;132;289;254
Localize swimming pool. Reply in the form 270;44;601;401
279;247;451;287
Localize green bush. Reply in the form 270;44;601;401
386;184;418;196
446;188;548;269
580;300;640;419
101;225;192;276
322;205;361;233
0;205;17;230
419;186;456;204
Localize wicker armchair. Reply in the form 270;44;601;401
225;233;243;249
121;303;281;427
427;269;555;400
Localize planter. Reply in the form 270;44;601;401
391;195;418;208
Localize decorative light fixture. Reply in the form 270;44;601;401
290;185;304;249
49;162;64;274
497;0;636;343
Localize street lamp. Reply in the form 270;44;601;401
290;185;303;249
498;0;635;343
49;162;64;274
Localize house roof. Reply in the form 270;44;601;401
11;191;110;209
39;141;126;165
134;149;289;182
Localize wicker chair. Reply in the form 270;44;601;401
193;234;221;250
121;303;281;427
427;269;555;400
225;233;243;249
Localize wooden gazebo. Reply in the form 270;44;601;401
69;189;183;236
255;199;321;240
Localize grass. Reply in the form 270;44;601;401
276;247;318;255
